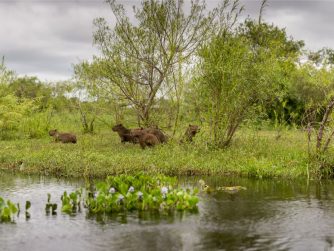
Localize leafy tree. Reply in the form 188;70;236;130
0;57;14;84
75;0;241;126
9;76;52;110
74;67;127;133
0;94;34;139
0;57;15;96
308;47;334;66
292;59;334;168
195;19;303;147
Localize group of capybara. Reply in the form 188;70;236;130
48;124;200;149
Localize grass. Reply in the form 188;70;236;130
0;127;315;179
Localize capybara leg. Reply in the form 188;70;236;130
140;142;146;149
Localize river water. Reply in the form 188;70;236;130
1;172;334;251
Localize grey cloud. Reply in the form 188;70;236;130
0;0;110;80
1;0;334;81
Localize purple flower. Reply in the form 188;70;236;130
161;187;168;194
137;191;143;199
118;194;124;202
128;186;135;193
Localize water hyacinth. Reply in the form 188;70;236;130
128;186;135;193
137;191;143;200
61;190;82;214
109;187;116;194
0;197;19;223
161;187;168;194
85;174;199;214
161;187;168;198
118;194;124;201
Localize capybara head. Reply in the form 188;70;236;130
49;129;58;136
112;124;125;132
182;124;200;143
187;124;200;136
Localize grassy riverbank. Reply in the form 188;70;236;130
0;128;314;179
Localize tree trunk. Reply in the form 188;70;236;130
316;96;334;152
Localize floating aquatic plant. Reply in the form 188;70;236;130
199;180;247;194
25;200;31;219
217;186;247;194
61;189;82;214
0;197;18;222
85;174;199;214
45;193;57;215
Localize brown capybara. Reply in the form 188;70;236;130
142;127;167;143
112;124;139;144
181;124;200;143
130;127;144;143
49;129;77;144
132;130;160;149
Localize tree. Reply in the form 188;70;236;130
242;19;304;135
195;19;303;147
292;55;334;175
0;57;15;96
9;76;52;110
75;0;241;126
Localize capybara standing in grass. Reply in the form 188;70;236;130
181;124;200;143
132;130;160;149
143;127;167;143
112;124;138;144
49;129;77;144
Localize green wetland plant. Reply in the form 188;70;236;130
25;200;31;219
85;174;199;214
45;193;57;215
61;189;82;214
0;197;18;222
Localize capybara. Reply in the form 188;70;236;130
181;124;200;143
132;130;160;149
112;124;139;143
142;127;167;143
49;129;77;144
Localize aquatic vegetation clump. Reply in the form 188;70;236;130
61;189;82;214
0;197;18;222
85;174;199;214
45;193;57;215
25;200;31;219
217;186;247;194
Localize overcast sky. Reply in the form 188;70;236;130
1;0;334;81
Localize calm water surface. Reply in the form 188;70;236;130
1;172;334;251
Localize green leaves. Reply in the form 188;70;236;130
45;193;57;215
61;190;82;214
86;174;199;214
195;19;303;148
0;197;19;222
25;201;31;211
1;175;199;223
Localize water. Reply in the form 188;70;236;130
1;172;334;251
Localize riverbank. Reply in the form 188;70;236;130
0;129;311;179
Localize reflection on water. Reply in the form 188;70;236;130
1;172;334;250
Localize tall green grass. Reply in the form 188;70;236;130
0;127;312;179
